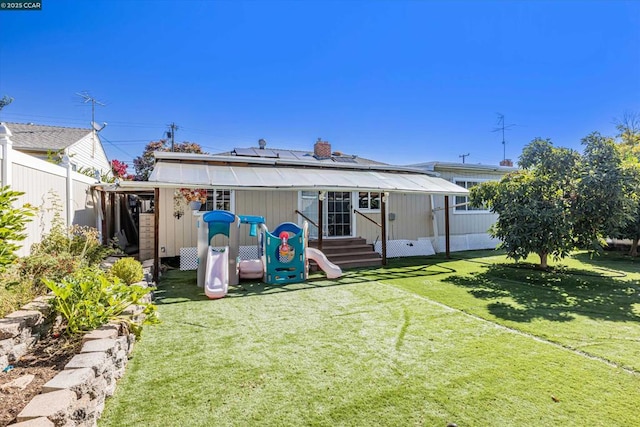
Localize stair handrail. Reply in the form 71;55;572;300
294;209;318;229
353;209;382;228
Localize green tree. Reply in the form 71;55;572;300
133;140;206;181
612;112;640;255
572;132;632;250
472;138;577;268
471;135;630;268
0;186;35;269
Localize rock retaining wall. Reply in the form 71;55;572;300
4;258;156;427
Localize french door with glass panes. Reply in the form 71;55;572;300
326;191;352;237
299;191;353;238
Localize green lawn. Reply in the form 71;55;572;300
100;251;640;426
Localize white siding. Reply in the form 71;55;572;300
432;169;505;237
68;133;111;174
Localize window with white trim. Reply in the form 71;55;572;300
454;180;487;212
358;191;381;211
202;189;233;211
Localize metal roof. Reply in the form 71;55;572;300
409;161;518;173
142;155;468;195
5;122;92;151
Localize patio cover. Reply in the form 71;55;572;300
146;161;469;195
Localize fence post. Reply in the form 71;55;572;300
0;122;13;187
61;152;74;227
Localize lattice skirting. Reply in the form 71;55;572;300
432;233;500;253
179;246;261;271
374;239;435;258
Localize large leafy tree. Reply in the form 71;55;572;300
612;112;640;255
472;138;578;268
471;135;630;268
572;132;632;249
133;140;206;181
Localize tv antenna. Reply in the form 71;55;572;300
77;92;106;157
76;92;105;126
492;113;516;161
459;153;470;164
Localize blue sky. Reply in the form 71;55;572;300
1;0;638;167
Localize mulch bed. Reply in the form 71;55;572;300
0;335;81;426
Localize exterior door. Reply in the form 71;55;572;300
327;191;352;237
299;191;319;239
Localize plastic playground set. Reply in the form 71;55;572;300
196;210;342;299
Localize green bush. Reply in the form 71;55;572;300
44;266;158;336
0;264;40;318
111;257;144;285
20;251;81;285
0;186;35;269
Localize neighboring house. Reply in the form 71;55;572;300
0;122;106;257
409;161;517;252
5;122;111;174
99;139;469;276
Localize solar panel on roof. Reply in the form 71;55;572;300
293;152;312;161
275;150;297;159
332;157;357;163
259;149;278;158
234;148;259;157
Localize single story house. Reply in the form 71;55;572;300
409;161;517;252
95;140;471;280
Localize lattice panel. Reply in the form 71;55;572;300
180;247;198;270
374;239;436;258
180;245;261;271
239;245;259;260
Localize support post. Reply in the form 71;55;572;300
153;187;160;283
318;191;324;250
61;152;73;228
444;195;450;259
381;192;388;265
0;123;13;187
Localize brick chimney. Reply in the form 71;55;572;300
500;159;514;167
314;138;331;158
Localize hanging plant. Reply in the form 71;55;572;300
180;188;207;204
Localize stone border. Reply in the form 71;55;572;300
3;258;156;427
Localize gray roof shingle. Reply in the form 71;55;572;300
5;122;92;151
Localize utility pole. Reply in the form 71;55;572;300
459;153;470;164
167;123;178;152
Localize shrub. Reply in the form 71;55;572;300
0;264;39;318
19;251;81;285
111;257;144;285
0;186;35;269
44;266;158;336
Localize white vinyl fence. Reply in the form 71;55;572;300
1;123;99;257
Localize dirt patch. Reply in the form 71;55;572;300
0;335;81;426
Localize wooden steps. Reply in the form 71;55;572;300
308;237;382;270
